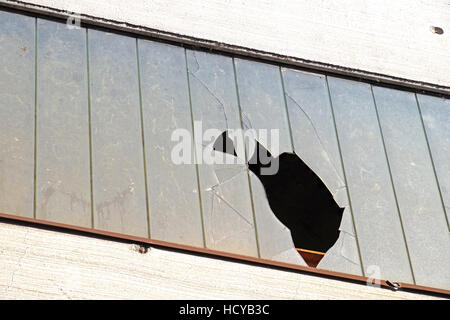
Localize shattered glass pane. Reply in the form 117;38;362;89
234;59;307;265
281;69;361;274
328;77;413;283
249;173;306;266
139;42;204;247
187;50;258;256
234;59;292;156
319;206;361;274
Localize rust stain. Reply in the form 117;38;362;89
96;183;135;229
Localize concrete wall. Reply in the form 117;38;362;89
0;221;440;299
2;0;449;90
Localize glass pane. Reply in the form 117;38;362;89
234;59;292;155
139;41;204;247
36;19;91;227
0;11;35;217
328;77;413;282
89;30;148;237
235;59;305;265
187;50;258;256
374;87;450;289
418;94;450;228
282;68;361;275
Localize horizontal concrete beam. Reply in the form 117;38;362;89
1;0;449;95
0;221;441;299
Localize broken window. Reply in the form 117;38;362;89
213;131;343;267
1;7;449;290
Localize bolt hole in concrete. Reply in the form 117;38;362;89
213;132;343;267
131;244;150;254
430;26;444;34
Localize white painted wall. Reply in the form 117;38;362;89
3;0;450;88
0;221;439;299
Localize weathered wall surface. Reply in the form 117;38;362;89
0;221;440;299
2;0;450;89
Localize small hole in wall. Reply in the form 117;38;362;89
131;244;150;254
214;132;344;267
430;26;444;35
